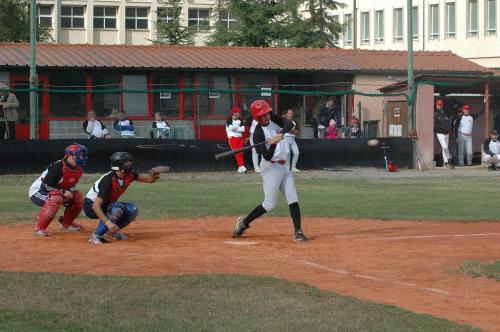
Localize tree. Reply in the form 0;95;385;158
0;0;51;42
154;0;194;45
208;0;344;48
289;0;344;48
208;0;295;47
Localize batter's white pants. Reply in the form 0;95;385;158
260;160;299;212
436;133;451;163
249;135;260;170
284;136;299;169
458;133;473;166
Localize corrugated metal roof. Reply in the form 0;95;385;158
0;43;490;74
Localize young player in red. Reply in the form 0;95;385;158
84;152;160;244
29;143;88;236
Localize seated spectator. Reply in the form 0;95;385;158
482;130;500;171
325;119;339;139
83;110;110;139
113;111;135;138
151;112;170;139
345;117;362;138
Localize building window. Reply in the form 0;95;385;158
332;15;339;43
468;0;478;36
393;8;403;41
49;72;87;118
486;0;497;34
126;7;149;30
94;7;117;29
197;74;234;118
158;7;179;24
361;12;370;44
412;6;419;40
92;72;120;117
153;74;181;118
37;5;52;28
219;10;237;29
188;9;209;31
343;14;352;44
446;2;456;37
123;75;148;116
61;6;84;29
429;4;439;39
374;10;384;42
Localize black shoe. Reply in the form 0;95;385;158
293;230;308;241
233;217;248;238
488;165;497;171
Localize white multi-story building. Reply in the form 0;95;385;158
36;0;215;45
331;0;499;69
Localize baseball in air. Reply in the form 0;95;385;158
367;139;380;147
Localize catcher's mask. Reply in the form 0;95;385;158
110;151;134;173
64;143;89;169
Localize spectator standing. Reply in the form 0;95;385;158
151;112;170;138
326;119;339;139
482;130;500;170
434;99;452;167
226;106;247;173
283;109;301;172
455;104;482;166
113;111;135;138
83;110;110;139
317;97;339;138
448;106;462;168
0;83;20;139
345;117;362;138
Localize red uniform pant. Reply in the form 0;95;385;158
228;136;244;167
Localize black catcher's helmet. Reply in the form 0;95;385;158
110;152;134;172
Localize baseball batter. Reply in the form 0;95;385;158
233;100;308;241
84;152;160;244
28;143;88;236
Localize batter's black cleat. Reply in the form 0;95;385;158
233;217;248;238
293;230;308;241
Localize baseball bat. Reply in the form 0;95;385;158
214;121;294;160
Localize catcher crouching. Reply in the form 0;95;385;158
83;152;166;244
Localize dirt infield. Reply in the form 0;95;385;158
1;217;499;331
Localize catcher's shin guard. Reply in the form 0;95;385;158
34;192;64;231
61;190;84;227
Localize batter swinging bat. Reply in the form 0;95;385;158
214;121;294;160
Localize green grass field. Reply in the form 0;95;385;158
459;260;500;281
0;173;493;331
2;173;500;223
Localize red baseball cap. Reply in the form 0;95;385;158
462;104;471;111
435;99;444;107
230;106;242;114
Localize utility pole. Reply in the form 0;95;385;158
29;0;38;139
55;0;61;43
407;0;415;132
353;0;357;49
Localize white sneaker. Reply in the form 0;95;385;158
34;229;48;237
237;166;247;173
291;167;301;173
88;233;106;244
255;167;260;173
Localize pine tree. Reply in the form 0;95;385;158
154;0;194;45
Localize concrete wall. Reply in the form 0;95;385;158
353;75;406;137
49;119;195;139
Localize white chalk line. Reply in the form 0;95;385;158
367;232;500;241
272;255;451;297
224;241;259;246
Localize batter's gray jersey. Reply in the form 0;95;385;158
256;120;298;211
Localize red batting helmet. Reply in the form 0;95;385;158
462;104;471;111
250;100;272;120
435;99;444;107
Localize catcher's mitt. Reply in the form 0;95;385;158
149;166;170;175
